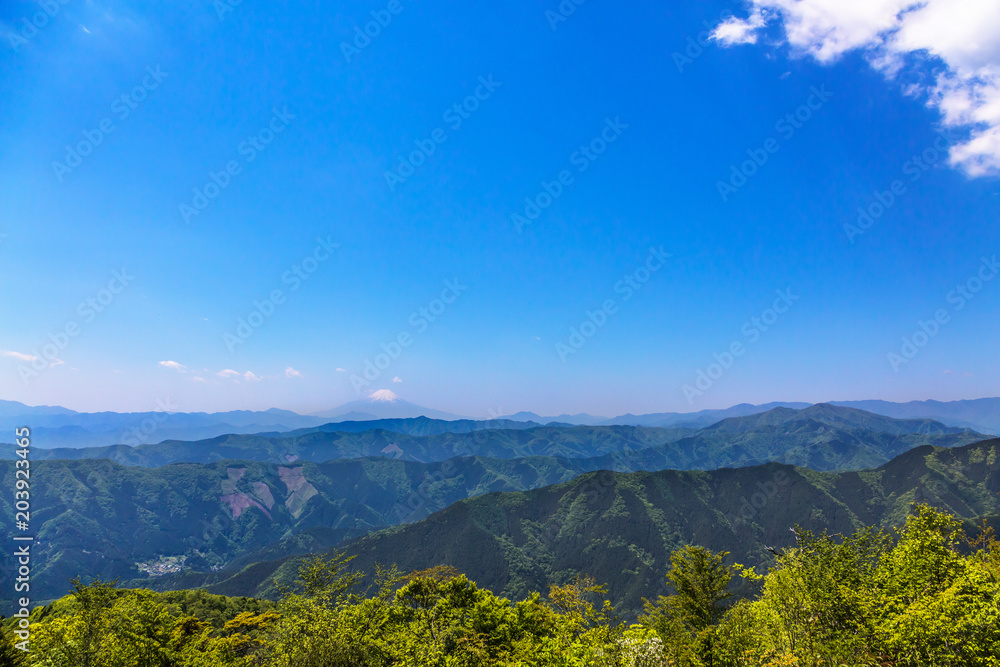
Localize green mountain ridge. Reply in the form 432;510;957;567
190;437;1000;617
0;455;603;607
1;406;988;612
706;402;974;435
595;416;981;473
257;415;543;438
1;404;977;469
1;424;694;467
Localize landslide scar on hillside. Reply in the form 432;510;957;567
220;467;272;519
279;466;318;518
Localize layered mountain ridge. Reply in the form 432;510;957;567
0;404;993;612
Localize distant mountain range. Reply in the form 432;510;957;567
257;415;543;439
556;399;1000;434
503;412;611;426
5;404;982;470
146;436;1000;616
588;404;982;473
599;402;814;428
5;424;695;467
501;403;815;428
2;395;998;449
1;404;990;608
0;400;330;449
828;398;1000;434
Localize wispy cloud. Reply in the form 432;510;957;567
712;7;766;46
2;350;38;362
392;376;402;383
285;367;303;378
210;368;270;382
158;360;189;372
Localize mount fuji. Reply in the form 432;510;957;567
313;390;468;421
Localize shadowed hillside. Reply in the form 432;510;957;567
195;438;1000;615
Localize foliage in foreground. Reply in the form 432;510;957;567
8;504;1000;666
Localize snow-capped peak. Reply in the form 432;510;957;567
369;389;400;403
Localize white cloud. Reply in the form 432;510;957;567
2;350;38;362
191;376;209;383
712;8;767;46
158;360;188;372
285;367;304;378
336;367;347;372
714;0;1000;176
216;369;263;382
392;376;402;383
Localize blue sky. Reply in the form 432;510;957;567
1;0;998;417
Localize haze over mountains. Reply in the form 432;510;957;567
4;391;997;612
0;400;330;449
1;402;993;610
3;393;999;448
13;432;994;616
4;404;982;469
828;398;1000;434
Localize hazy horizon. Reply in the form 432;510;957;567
4;391;1000;421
